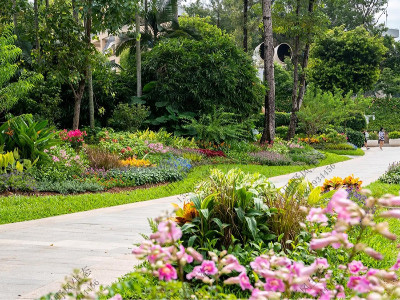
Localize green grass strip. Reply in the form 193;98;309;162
322;148;365;156
0;153;349;225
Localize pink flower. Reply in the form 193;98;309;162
44;149;49;153
52;155;60;162
364;247;383;260
250;256;270;272
222;255;246;274
336;285;346;298
379;196;400;206
147;245;171;264
264;277;285;292
380;209;400;219
224;272;253;291
187;266;207;281
326;189;349;213
158;264;177;281
310;236;337;250
312;258;329;269
347;276;371;293
150;221;182;244
108;294;122;300
186;247;203;262
390;258;400;271
249;288;274;300
200;260;218;275
348;261;364;274
177;245;193;264
307;208;328;223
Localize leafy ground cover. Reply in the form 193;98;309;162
0;153;348;225
323;148;365;156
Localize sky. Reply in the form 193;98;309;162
380;0;400;31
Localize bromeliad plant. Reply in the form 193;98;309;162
130;189;400;300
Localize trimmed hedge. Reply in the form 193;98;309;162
345;128;364;148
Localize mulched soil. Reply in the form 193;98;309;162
0;182;170;197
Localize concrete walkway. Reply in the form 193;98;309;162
0;147;399;299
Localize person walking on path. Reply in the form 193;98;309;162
379;127;385;150
363;130;370;150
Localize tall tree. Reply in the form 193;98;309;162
260;0;275;144
136;10;142;97
243;0;248;52
273;0;326;139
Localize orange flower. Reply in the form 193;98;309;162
172;202;199;224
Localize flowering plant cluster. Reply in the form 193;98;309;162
131;188;400;299
120;157;152;167
145;141;169;154
298;137;320;144
195;148;226;157
59;129;87;149
172;201;199;225
321;175;362;192
196;140;231;151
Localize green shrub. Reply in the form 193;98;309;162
379;162;400;184
289;148;325;165
249;151;292;166
108;103;149;132
31;145;88;182
369;132;379;140
183;110;251;143
36;180;104;194
140;16;264;133
389;131;400;139
343;111;367;131
105;167;184;185
320;143;355;150
0;172;37;192
276;112;291;127
275;125;288;139
345;128;364;148
367;97;400;132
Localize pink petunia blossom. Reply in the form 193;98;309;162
380;209;400;219
336;285;346;298
347;276;371;293
158;264;177;281
249;288;275;300
312;258;329;269
379;196;400;206
364;247;383;260
264;277;285;292
309;236;337;250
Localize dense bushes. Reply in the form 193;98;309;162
139;17;264;133
108;103;150;132
367;97;400;131
345;128;364;148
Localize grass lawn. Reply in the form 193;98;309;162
0;153;349;225
322;148;365;156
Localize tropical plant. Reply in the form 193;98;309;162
0;114;59;162
0;25;42;113
178;168;276;250
0;149;34;173
183;110;251;144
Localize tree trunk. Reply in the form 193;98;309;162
243;0;248;52
136;11;142;97
72;0;79;23
86;0;94;129
287;0;300;140
46;0;49;9
287;0;315;140
260;0;275;144
144;0;148;34
34;0;40;52
88;65;95;129
172;0;179;28
72;80;86;130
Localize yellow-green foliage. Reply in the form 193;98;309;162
0;149;34;173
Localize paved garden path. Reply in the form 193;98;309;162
0;147;399;299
